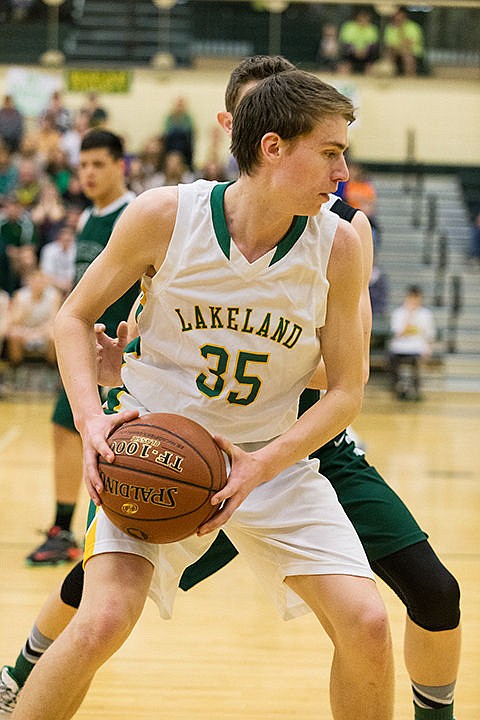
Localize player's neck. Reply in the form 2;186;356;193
224;180;296;261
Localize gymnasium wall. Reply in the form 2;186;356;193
1;63;479;169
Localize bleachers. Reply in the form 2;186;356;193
369;171;480;391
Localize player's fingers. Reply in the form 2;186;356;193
108;409;139;433
83;448;103;503
94;323;106;335
197;499;235;536
116;320;129;348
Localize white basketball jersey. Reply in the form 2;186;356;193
121;180;338;443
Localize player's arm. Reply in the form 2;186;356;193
307;209;373;390
54;187;177;503
200;220;364;534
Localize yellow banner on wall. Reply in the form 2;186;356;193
65;69;131;94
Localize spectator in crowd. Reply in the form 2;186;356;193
42;90;72;135
146;149;195;188
0;287;9;349
0;94;24;153
199;158;228;182
466;210;480;268
0;194;37;289
0;287;9;394
317;22;341;73
39;222;76;298
339;6;380;75
80;92;108;125
24;111;62;165
389;284;435;401
384;6;425;76
0;233;16;297
30;180;66;257
163;96;195;170
61;110;91;169
0;142;18;202
62;174;89;211
343;162;381;251
368;263;389;319
126;156;148;195
89;107;109;130
5;268;61;368
45;146;72;196
13;157;43;209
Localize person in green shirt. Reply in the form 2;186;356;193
384;6;425;76
339;6;380;75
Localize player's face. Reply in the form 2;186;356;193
78;148;124;205
273;115;349;216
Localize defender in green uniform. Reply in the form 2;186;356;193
26;129;139;565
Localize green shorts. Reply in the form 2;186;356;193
180;430;427;591
51;386;76;431
51;385;105;432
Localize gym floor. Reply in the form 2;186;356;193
0;383;478;719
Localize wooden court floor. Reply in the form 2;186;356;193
0;383;478;719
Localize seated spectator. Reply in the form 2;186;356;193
62;174;89;210
0;287;9;394
0;287;9;352
61;110;91;169
45;146;72;196
163;97;195;170
317;23;341;73
466;210;480;268
89;107;109;130
146;150;195;188
0;194;37;288
42;90;72;135
0;94;24;153
24;111;62;166
5;268;61;368
343;162;381;251
39;222;75;298
369;263;389;319
13;157;43;209
383;6;425;76
0;142;18;202
339;7;379;75
199;158;228;182
80;92;109;126
30;180;66;258
388;284;435;401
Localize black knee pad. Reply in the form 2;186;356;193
372;541;461;631
59;561;84;608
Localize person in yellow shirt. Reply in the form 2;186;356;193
384;6;425;76
339;7;380;75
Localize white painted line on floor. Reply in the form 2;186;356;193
0;426;21;454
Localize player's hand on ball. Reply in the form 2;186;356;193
197;435;270;536
80;410;139;504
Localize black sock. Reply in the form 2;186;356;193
54;502;75;532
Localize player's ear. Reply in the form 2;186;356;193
217;111;233;135
261;132;282;162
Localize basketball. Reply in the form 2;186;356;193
98;413;228;544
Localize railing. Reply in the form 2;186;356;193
446;275;463;354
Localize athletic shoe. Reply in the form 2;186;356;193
25;526;83;566
0;666;19;715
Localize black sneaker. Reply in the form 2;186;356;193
26;526;83;566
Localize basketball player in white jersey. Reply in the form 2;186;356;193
11;71;394;719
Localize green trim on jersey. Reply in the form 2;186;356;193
210;182;308;266
105;386;127;414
